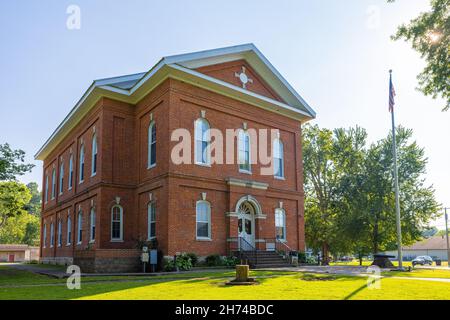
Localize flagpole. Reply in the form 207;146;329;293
390;69;403;270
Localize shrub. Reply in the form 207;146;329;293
176;253;193;271
186;252;198;266
223;256;239;267
205;254;222;266
298;252;306;263
163;253;193;272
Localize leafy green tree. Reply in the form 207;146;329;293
390;0;449;110
0;213;40;245
342;127;440;255
0;181;32;229
0;143;34;181
24;182;41;216
303;125;367;263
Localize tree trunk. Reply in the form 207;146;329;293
321;243;330;265
235;265;250;282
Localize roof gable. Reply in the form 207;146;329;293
35;44;316;160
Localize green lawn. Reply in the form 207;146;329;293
1;266;450;300
331;260;448;268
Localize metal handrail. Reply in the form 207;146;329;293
238;237;257;267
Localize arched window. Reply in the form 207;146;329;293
196;201;211;239
238;130;251;173
91;134;98;176
195;118;210;165
79;144;85;183
90;208;96;242
67;214;72;245
50;222;54;247
43;223;47;248
59;162;64;195
273;138;284;178
148;202;156;240
148;121;156;168
51;168;56;200
57;219;62;247
275;208;286;241
77;210;83;244
68;154;74;189
111;205;123;241
44;174;49;203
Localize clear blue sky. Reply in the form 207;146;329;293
0;1;448;228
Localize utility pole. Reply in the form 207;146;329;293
445;208;450;268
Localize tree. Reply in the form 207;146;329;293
0;181;31;229
303;124;440;264
24;182;41;216
390;0;450;110
303;124;367;263
0;213;40;246
342;127;440;256
0;143;34;181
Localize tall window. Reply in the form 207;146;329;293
196;201;211;239
57;220;62;247
50;222;54;247
51;169;56;199
238;130;251;173
148;202;156;240
67;215;72;245
43;224;47;248
111;205;123;241
91;134;97;176
68;154;74;189
273;138;284;178
59;162;64;194
77;210;83;244
90;208;96;242
275;208;286;241
79;144;85;183
148;121;156;168
195;118;210;165
44;175;49;203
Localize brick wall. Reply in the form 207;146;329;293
40;62;305;271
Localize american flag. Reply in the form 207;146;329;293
389;70;396;113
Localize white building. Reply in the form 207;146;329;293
384;236;449;261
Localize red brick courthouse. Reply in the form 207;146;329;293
36;44;316;272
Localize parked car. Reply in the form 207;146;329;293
412;256;433;266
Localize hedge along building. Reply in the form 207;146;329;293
35;44;316;272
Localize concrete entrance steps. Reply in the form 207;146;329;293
252;251;292;269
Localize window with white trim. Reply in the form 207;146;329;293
275;208;286;241
57;219;62;247
148;202;156;240
91;134;98;176
77;210;83;244
51;168;56;199
111;205;123;241
68;154;74;190
50;222;54;247
195;118;210;165
43;223;47;248
59;162;64;195
67;215;72;245
79;144;85;183
44;175;49;203
238;130;251;173
148;121;156;168
273;138;284;178
196;201;211;239
90;208;96;242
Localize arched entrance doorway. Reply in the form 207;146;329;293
235;196;262;248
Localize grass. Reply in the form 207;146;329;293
1;266;450;300
330;260;449;268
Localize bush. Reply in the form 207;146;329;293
223;256;239;267
186;252;198;266
205;254;222;266
163;253;193;272
305;256;317;264
298;252;306;263
176;253;193;271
